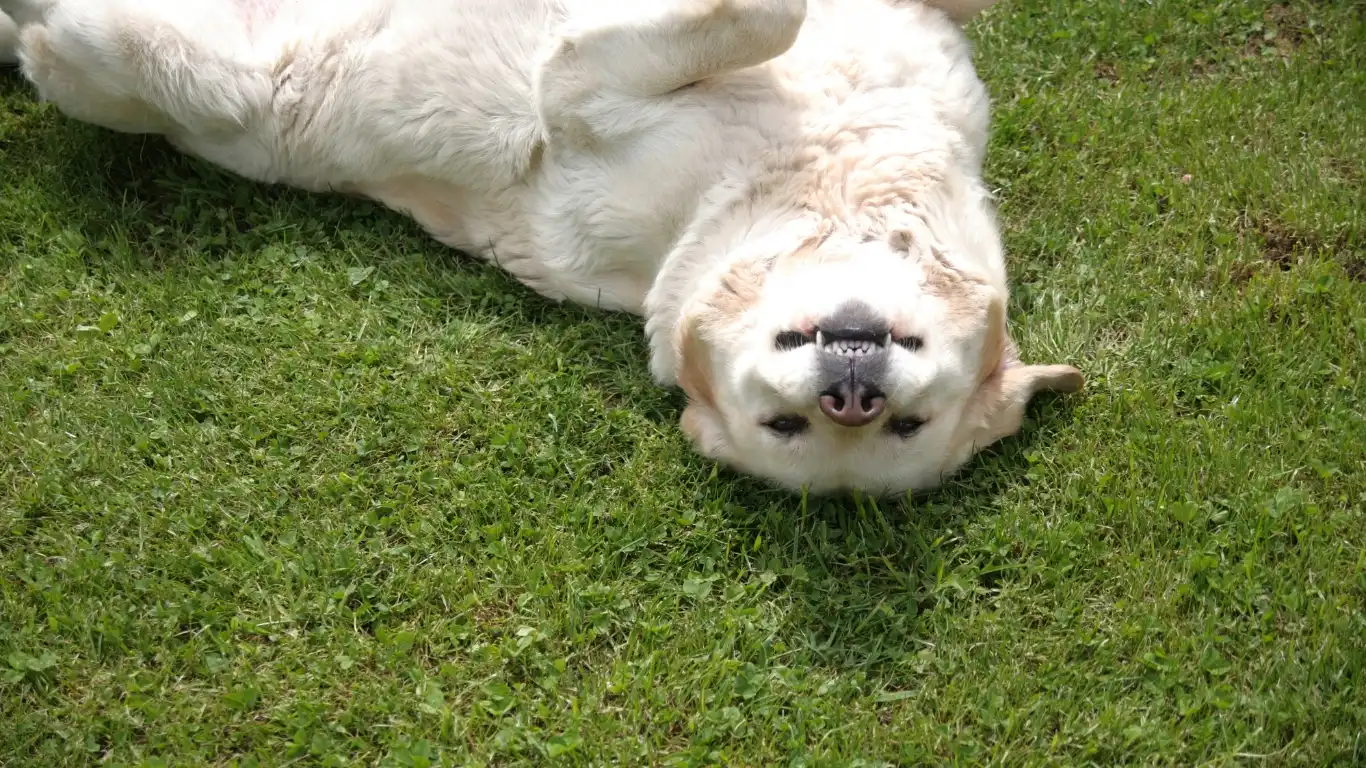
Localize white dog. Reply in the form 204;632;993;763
0;0;1082;495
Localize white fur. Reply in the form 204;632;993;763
0;0;1083;495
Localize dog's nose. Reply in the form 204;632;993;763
819;378;886;427
815;301;891;428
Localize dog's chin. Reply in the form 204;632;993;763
684;397;966;496
742;452;954;497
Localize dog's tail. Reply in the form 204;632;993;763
922;0;999;24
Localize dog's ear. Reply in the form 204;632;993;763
674;312;716;410
670;251;781;466
671;254;772;406
673;310;740;464
958;339;1083;452
681;400;735;463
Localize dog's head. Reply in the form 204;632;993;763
668;190;1082;496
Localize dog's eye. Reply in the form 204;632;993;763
763;414;810;437
895;336;924;352
886;416;927;438
775;331;813;351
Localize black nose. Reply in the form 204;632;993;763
816;301;890;428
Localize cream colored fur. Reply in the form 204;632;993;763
0;0;1083;495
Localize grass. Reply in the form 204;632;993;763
1;0;1364;764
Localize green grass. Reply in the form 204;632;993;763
2;0;1364;764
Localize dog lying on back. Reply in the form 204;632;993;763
0;0;1082;495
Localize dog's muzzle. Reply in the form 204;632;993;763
816;301;890;428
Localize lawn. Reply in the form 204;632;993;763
2;0;1364;765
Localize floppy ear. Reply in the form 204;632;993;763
681;400;735;463
674;312;715;410
671;253;778;465
673;312;740;464
961;353;1084;451
670;253;774;407
951;285;1083;452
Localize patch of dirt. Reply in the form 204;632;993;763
1227;213;1364;285
1092;61;1119;84
1164;4;1316;82
1344;256;1366;283
1227;262;1261;287
1244;4;1312;59
1264;4;1311;48
1325;156;1362;186
1256;218;1302;271
472;598;516;629
1188;57;1217;78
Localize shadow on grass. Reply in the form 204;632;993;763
707;393;1077;668
1;68;651;384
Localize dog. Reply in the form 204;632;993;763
0;0;1083;495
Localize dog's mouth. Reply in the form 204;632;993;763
819;330;888;358
774;329;922;353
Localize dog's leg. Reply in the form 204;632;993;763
6;0;267;136
536;0;806;137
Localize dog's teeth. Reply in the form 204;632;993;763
822;335;889;357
